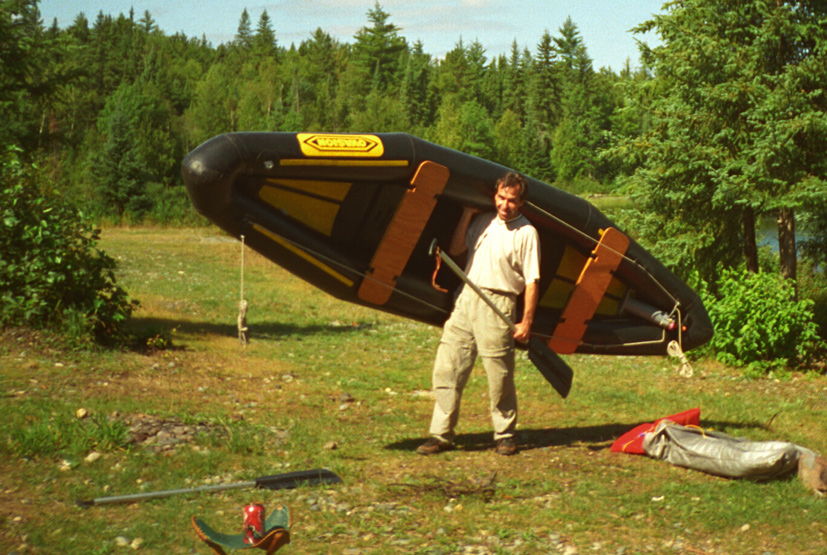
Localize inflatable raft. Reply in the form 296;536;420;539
182;132;713;357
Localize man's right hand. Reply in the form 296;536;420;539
448;206;482;256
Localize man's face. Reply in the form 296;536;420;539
495;185;524;221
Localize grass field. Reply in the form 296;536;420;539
1;227;825;555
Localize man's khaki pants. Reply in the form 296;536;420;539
428;285;517;442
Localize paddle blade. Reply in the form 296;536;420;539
527;337;573;398
255;468;342;490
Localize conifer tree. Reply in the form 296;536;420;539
352;3;407;92
399;41;433;130
0;0;51;149
235;9;253;50
94;96;150;218
253;10;278;58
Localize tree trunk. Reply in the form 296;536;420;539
743;206;759;273
777;207;797;298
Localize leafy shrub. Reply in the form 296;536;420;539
0;147;136;342
797;260;827;340
703;267;824;373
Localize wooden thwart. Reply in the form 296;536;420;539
358;161;449;305
548;227;630;354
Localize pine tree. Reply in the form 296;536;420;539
138;10;156;34
94;95;150;218
252;10;278;58
352;3;407;93
235;9;253;50
399;41;433;130
0;0;52;149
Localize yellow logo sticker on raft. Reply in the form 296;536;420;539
298;133;384;157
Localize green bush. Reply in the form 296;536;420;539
798;260;827;340
703;267;824;373
0;147;136;342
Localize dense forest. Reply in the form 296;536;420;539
2;0;827;368
5;3;637;205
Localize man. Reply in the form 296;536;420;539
418;172;540;456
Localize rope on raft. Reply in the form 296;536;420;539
667;340;693;378
238;234;249;347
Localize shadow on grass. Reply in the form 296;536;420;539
385;419;767;454
126;316;374;341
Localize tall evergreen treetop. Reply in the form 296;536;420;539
352;2;407;91
235;8;253;50
253;10;278;57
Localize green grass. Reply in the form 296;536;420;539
580;194;633;216
1;226;825;555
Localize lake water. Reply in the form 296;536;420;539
757;214;812;252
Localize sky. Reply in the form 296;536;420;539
39;0;665;73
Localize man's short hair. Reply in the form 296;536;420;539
496;172;529;201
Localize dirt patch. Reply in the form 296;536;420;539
117;412;224;452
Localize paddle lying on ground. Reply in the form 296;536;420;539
430;239;573;398
76;468;342;508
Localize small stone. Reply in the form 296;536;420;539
563;546;579;555
76;408;88;419
130;538;143;550
324;441;338;450
84;451;102;463
58;460;72;471
115;536;130;547
740;523;751;532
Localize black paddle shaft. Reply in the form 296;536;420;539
429;239;573;398
76;468;342;508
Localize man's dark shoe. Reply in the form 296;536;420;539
496;437;518;456
416;437;453;455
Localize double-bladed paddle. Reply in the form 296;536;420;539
430;239;573;398
76;468;342;508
